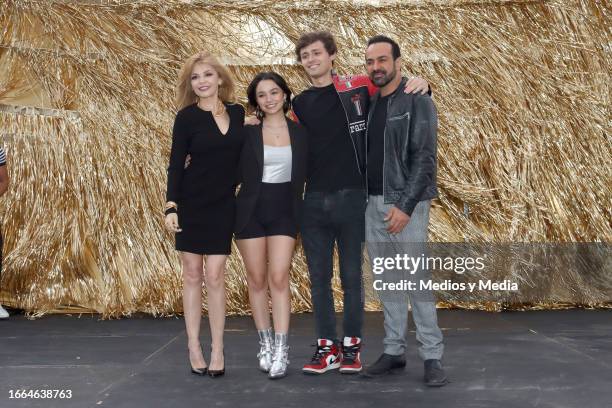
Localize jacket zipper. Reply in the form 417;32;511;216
382;93;394;203
333;84;363;178
365;98;372;202
366;92;394;204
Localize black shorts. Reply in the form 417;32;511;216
236;182;297;240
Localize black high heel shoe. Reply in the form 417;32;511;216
191;366;208;376
189;347;208;376
208;350;225;378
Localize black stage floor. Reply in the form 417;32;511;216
1;309;610;408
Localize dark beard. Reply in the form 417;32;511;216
370;69;396;87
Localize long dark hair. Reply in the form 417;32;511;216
246;72;292;119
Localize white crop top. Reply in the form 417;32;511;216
262;145;292;183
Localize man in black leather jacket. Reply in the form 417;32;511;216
361;35;448;387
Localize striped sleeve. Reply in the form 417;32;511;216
0;147;6;166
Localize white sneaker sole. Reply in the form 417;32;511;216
302;361;341;374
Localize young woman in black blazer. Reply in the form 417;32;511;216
235;72;308;379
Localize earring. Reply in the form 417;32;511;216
255;106;263;120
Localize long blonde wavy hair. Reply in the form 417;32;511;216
175;51;236;110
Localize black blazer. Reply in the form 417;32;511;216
235;117;308;235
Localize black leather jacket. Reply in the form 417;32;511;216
366;77;438;216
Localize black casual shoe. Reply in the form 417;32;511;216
361;353;406;378
424;359;448;387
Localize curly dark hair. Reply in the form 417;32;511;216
295;31;337;61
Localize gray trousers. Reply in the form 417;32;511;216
365;196;444;360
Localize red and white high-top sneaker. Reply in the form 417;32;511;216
339;336;362;373
302;339;341;374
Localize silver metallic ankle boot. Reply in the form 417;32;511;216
257;328;274;372
269;333;289;379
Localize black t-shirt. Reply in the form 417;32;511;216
367;94;390;196
292;84;363;192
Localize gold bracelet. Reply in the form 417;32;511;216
164;201;178;211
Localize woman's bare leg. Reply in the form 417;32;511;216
237;238;271;330
266;236;295;334
181;251;207;369
204;254;228;371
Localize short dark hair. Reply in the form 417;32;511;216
295;31;337;61
246;71;293;118
367;35;401;60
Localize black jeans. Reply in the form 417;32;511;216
301;189;366;340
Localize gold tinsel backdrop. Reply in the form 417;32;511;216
0;0;610;317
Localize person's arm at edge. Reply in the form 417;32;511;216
0;163;9;197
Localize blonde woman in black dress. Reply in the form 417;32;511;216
164;51;244;377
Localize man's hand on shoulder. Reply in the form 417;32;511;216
404;77;430;95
